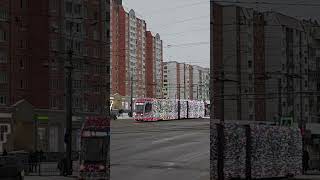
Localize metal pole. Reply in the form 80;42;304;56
197;85;199;100
65;49;73;175
278;78;282;125
34;114;38;151
130;75;133;116
221;72;224;124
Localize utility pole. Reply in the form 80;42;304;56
221;72;225;124
65;48;73;175
197;85;199;100
130;75;133;116
278;78;282;125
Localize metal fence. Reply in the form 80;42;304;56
0;151;80;177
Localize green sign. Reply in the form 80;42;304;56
35;115;49;122
280;117;293;126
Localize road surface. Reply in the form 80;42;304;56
110;118;209;180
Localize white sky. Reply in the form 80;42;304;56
123;0;320;68
123;0;210;67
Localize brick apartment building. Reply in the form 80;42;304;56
0;0;110;152
110;2;163;106
146;32;163;99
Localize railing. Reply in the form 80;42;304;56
0;151;80;177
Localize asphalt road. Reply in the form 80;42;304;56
110;118;209;180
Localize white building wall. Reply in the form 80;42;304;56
163;62;178;99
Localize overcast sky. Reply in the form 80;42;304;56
123;0;320;67
123;0;210;67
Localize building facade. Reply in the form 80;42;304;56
163;61;209;101
145;32;163;98
212;3;320;125
192;66;210;101
0;0;110;152
110;5;163;103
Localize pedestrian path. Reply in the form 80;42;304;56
117;114;133;120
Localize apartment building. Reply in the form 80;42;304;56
192;66;210;101
0;0;110;152
146;31;163;98
212;4;266;121
110;5;163;103
212;2;320;126
163;61;209;101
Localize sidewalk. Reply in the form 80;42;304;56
117;114;133;120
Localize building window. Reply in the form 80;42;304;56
20;0;28;8
0;29;7;41
0;52;7;63
0;8;8;21
49;0;58;11
305;80;308;88
74;4;81;15
93;48;99;57
50;96;58;109
0;96;6;105
50;39;58;50
0;72;7;83
76;23;81;33
19;58;24;69
66;2;72;14
73;80;81;89
94;12;98;20
66;21;73;33
93;30;98;40
248;61;252;68
20;80;24;89
18;40;28;49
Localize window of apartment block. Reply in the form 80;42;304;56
249;74;253;81
93;30;98;40
66;21;73;33
0;29;7;41
0;72;7;83
93;48;99;57
49;0;58;11
18;39;28;49
74;41;81;53
0;8;8;21
50;96;58;109
94;12;98;20
0;96;6;105
74;4;81;15
0;52;7;63
76;23;81;33
20;0;28;8
66;2;72;14
248;61;252;68
19;58;24;69
19;80;24;89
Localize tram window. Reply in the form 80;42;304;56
145;103;152;113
